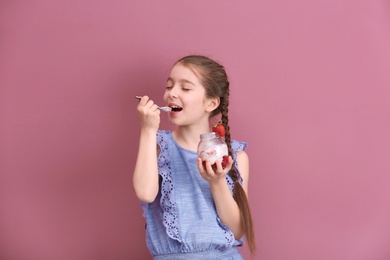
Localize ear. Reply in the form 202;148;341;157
205;97;220;112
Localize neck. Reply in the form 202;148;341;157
172;125;211;151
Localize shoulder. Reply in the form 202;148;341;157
156;130;172;155
236;150;249;169
157;130;171;138
231;140;250;192
156;130;172;144
233;139;249;167
231;140;248;152
236;149;250;192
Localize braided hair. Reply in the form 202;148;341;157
176;55;256;255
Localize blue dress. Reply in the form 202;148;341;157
140;130;248;260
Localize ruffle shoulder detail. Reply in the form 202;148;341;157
156;130;182;242
230;140;248;186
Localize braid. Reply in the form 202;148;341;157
221;82;256;255
220;83;238;182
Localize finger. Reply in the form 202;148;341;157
139;95;149;103
135;96;142;102
204;159;216;174
141;99;158;113
221;156;234;174
150;103;160;112
214;160;223;174
197;158;206;173
226;156;234;169
136;96;149;110
145;99;155;109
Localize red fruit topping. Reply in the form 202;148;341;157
202;160;207;169
202;156;229;171
221;155;229;168
212;122;225;137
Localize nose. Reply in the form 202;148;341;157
169;85;179;99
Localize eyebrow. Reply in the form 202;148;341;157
167;77;195;86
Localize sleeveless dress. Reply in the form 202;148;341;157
140;130;248;260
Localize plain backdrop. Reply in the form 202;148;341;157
1;1;390;259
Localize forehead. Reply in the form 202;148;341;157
168;63;202;85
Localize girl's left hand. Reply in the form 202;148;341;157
197;156;234;184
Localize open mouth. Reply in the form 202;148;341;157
170;106;183;112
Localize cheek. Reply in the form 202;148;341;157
163;91;169;102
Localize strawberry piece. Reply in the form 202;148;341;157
202;156;229;171
202;160;218;171
221;155;229;168
212;122;225;137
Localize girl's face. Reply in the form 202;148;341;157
164;63;215;127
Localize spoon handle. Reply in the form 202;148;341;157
134;96;172;112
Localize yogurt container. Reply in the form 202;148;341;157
197;132;228;169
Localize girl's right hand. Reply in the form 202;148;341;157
136;95;161;131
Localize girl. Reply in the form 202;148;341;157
133;55;255;259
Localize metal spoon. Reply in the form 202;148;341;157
134;96;172;112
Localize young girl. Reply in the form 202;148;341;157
133;55;255;259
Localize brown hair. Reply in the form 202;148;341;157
176;55;256;255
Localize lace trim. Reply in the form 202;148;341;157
157;131;181;242
231;140;247;185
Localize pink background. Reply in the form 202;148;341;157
1;1;390;259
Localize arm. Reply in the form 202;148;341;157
197;150;250;239
133;96;161;203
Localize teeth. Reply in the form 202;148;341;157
170;106;183;112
